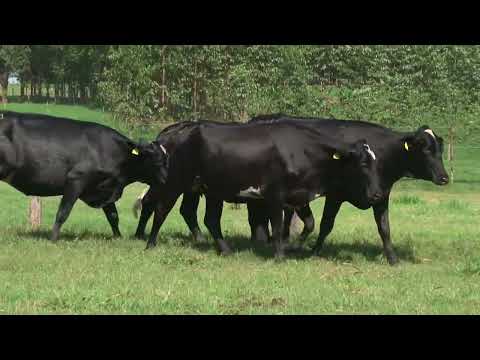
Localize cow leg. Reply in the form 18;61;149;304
266;203;285;260
51;180;85;241
134;189;156;240
180;191;206;242
103;203;121;238
204;197;232;255
297;205;315;242
282;207;294;242
246;200;270;244
373;195;398;266
312;196;342;256
145;192;180;250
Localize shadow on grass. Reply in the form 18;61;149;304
317;241;417;264
16;229;117;242
19;227;417;264
161;231;418;264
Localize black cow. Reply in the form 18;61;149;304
246;114;449;265
0;111;168;241
133;121;210;242
133;120;257;243
134;120;383;259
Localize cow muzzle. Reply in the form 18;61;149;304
432;172;449;186
438;175;449;186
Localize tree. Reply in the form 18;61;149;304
0;45;30;103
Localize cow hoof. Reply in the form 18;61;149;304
274;253;286;262
194;233;207;243
387;256;399;266
219;248;233;256
284;243;304;253
112;232;122;239
145;242;157;250
134;233;146;241
311;246;322;257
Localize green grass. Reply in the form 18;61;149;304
0;103;479;314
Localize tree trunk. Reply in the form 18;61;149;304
31;79;36;98
192;58;198;120
193;79;197;119
449;127;455;184
29;197;42;230
91;83;97;100
37;79;42;99
70;83;74;103
161;50;166;107
80;85;86;103
0;72;8;104
20;80;25;99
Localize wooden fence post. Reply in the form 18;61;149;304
29;197;42;230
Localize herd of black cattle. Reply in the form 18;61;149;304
0;111;449;265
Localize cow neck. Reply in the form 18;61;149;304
383;132;414;185
125;156;153;185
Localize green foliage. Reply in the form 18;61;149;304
92;45;480;139
98;46;161;123
0;45;31;75
2;45;480;138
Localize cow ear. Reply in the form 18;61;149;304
402;134;416;152
158;143;169;158
332;152;342;160
344;139;367;159
131;143;154;157
331;147;350;161
417;125;430;132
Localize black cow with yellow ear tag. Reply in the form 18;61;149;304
0;110;163;242
401;125;448;185
243;116;449;266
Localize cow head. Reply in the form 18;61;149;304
132;141;170;185
402;125;449;186
334;139;383;208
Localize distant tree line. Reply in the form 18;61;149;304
1;45;480;137
0;45;109;104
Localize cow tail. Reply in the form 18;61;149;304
132;187;149;218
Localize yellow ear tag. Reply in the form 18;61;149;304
404;142;409;151
132;148;139;156
333;153;341;160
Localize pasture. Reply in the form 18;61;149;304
0;103;479;314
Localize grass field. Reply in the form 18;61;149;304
0;103;479;314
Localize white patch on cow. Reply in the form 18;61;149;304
424;129;436;139
132;187;149;218
237;186;263;199
363;144;376;161
160;144;167;155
